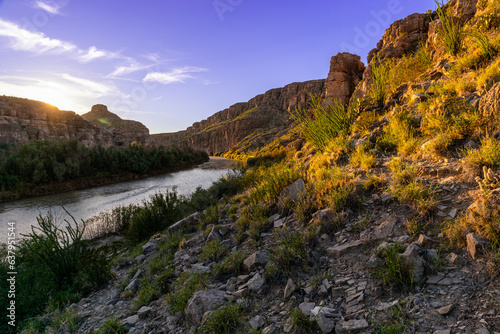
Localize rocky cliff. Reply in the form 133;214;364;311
152;80;326;154
0;96;114;147
0;97;150;147
153;55;365;155
81;104;150;147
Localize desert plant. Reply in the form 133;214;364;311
371;58;392;106
290;93;358;151
374;243;414;291
213;250;247;277
350;144;376;169
290;307;319;334
468;30;498;61
166;272;208;313
197;302;244;334
434;0;468;56
200;240;229;262
95;318;128;334
22;211;86;287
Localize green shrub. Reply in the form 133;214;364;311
95;318;128;334
290;93;358;151
125;191;187;243
249;163;300;205
465;137;500;173
213;250;247;277
200;240;229;262
166;272;208;313
197;302;244;334
371;58;392;106
373;243;414;291
290;307;319;334
434;0;467;56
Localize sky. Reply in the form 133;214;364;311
0;0;437;134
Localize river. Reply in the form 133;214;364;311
0;158;238;243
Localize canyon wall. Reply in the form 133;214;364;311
0;97;149;147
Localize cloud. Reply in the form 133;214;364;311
0;18;127;64
77;46;126;63
0;18;76;54
60;73;116;96
35;1;62;15
109;62;156;77
143;66;208;85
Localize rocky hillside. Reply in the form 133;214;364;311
0;97;150;147
81;104;150;147
14;0;500;333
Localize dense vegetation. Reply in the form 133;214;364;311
0;172;243;333
0;140;208;192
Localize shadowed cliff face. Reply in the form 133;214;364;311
0;97;150;147
0;96;114;147
152;80;327;154
81;104;150;147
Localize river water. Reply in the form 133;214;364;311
0;158;238;243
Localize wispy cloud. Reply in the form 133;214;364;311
143;66;208;85
77;46;125;63
60;73;117;96
35;1;62;15
0;18;126;64
0;18;76;54
109;62;156;77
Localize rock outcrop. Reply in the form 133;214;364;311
81;104;150;147
152;80;325;154
0;97;151;147
356;13;432;99
0;96;113;146
325;52;365;106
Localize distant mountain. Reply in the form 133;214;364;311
81;104;150;147
0;97;150;147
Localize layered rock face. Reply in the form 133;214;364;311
81;105;150;147
152;80;326;154
0;96;113;146
0;97;151;147
325;53;365;106
356;13;432;99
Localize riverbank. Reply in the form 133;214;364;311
0;156;210;203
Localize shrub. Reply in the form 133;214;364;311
464;138;500;175
434;0;468;56
291;307;319;334
248;163;300;205
378;110;420;156
290;93;358;151
125;191;187;243
373;243;414;291
95;318;128;334
197;302;244;334
350;144;376;170
200;240;229;262
388;158;436;214
213;250;247;277
166;272;208;313
371;58;392;106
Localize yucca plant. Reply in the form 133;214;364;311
434;0;468;56
468;30;498;61
290;93;358;151
371;57;392;106
22;210;85;287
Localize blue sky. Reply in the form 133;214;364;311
0;0;436;134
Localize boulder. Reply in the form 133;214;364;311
184;289;226;325
283;278;297;299
327;241;364;259
466;232;489;259
398;242;425;282
246;273;266;291
479;82;500;125
278;179;306;208
335;318;369;333
168;212;201;234
244;252;269;272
